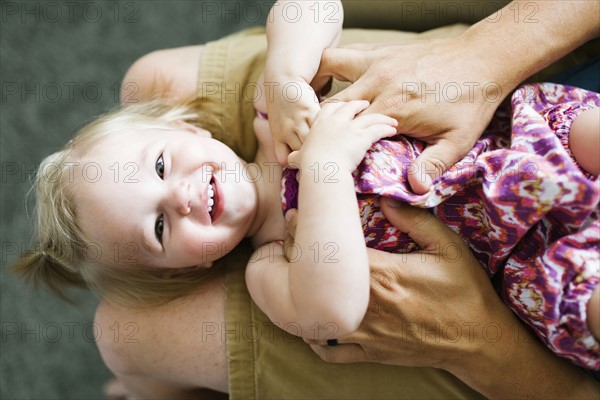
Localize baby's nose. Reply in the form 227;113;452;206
170;182;191;215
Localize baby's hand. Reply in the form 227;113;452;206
288;100;398;173
265;75;321;165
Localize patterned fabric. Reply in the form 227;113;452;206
281;83;600;368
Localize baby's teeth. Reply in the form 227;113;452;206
207;183;215;214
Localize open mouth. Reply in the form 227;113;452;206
208;176;220;222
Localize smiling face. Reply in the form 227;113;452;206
74;124;258;269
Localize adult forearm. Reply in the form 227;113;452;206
464;0;600;96
448;310;600;399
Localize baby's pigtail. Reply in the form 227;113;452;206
11;249;87;304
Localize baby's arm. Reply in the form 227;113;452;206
247;101;397;340
265;0;343;164
265;0;342;86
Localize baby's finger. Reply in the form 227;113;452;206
361;124;399;142
319;98;347;116
274;142;292;166
335;100;370;120
284;208;298;239
353;113;398;129
295;121;311;143
287;150;302;168
282;209;299;263
285;132;304;152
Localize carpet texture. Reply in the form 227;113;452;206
1;1;269;398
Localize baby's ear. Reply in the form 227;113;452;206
171;120;212;138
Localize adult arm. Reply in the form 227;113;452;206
298;200;599;399
94;274;229;399
119;45;204;105
315;0;600;193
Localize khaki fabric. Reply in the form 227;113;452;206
196;25;469;162
196;22;598;400
224;244;484;400
196;25;598;163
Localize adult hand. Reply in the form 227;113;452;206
315;38;505;194
297;200;600;399
306;198;514;369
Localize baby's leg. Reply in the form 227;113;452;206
569;107;600;176
570;107;600;340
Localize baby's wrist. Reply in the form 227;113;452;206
264;61;315;89
294;153;353;178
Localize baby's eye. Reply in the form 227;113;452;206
155;154;165;179
155;214;164;244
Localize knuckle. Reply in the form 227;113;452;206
408;208;434;228
425;156;448;175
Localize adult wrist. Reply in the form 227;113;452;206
458;27;518;106
440;303;521;395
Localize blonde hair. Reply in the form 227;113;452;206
13;99;227;307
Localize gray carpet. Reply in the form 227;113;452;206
1;1;268;398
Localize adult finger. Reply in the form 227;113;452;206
380;200;460;251
316;47;368;83
326;80;373;104
353;113;398;130
409;138;467;194
311;76;333;98
309;343;368;364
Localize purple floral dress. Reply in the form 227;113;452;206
281;84;600;368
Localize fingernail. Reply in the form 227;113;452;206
385;197;402;208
